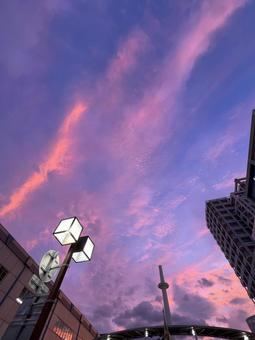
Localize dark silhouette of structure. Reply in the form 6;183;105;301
206;110;255;301
97;325;252;339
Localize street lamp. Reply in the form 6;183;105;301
191;327;198;340
29;217;94;340
72;236;94;262
144;328;149;337
54;216;83;245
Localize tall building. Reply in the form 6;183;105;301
0;223;97;339
206;110;255;301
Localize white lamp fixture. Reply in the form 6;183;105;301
16;297;23;305
72;236;95;263
53;217;83;245
191;328;196;336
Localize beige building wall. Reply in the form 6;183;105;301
0;223;97;339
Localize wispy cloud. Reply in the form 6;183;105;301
102;0;247;242
213;171;245;191
206;134;237;161
0;103;86;217
205;95;255;162
105;29;149;84
71;5;250;328
110;0;247;173
0;0;251;333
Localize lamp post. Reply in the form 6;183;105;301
191;327;198;340
29;217;94;340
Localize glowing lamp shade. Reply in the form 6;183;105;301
53;217;83;245
72;236;94;263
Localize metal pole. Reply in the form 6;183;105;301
29;243;75;340
163;310;171;340
40;298;58;339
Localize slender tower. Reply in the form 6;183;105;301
158;265;171;325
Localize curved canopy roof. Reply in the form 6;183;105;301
97;324;253;339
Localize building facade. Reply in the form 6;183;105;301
0;223;97;339
206;110;255;301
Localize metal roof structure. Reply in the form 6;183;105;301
97;324;254;339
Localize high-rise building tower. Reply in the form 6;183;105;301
206;110;255;301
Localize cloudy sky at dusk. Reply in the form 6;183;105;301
1;0;255;333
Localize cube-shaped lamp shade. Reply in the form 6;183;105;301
72;236;94;262
53;217;83;245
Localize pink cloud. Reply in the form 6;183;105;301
107;0;247;188
86;28;150;115
205;95;255;162
124;186;177;238
127;187;153;216
75;2;249;295
64;1;247;222
0;103;87;218
171;0;247;82
171;255;254;329
26;239;38;252
1;1;249;332
66;1;251;331
25;225;52;251
169;195;187;209
206;134;236;161
105;29;149;83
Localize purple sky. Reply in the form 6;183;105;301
1;0;255;333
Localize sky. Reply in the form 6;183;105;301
0;0;255;334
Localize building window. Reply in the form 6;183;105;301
0;264;8;283
53;318;74;340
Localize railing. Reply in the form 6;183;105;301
234;177;247;193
